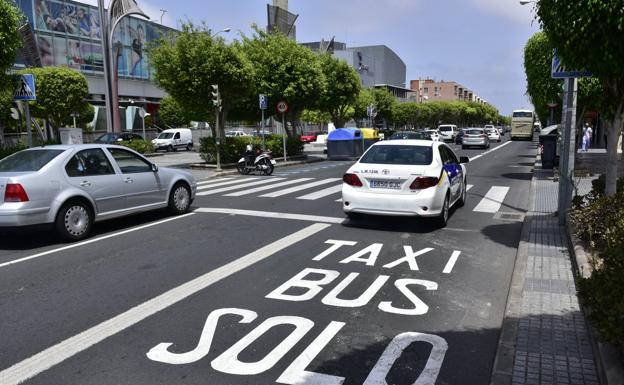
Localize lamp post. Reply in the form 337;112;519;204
159;9;167;24
97;0;149;134
519;0;536;4
211;28;231;38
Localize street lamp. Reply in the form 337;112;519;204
159;9;167;24
211;28;231;38
519;0;536;4
97;0;149;133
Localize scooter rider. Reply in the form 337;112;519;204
244;144;255;167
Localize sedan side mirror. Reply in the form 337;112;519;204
151;164;158;172
459;156;470;164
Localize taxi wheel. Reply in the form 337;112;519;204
458;179;467;207
437;193;450;227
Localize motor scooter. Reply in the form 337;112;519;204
237;147;276;175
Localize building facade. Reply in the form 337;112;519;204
410;78;488;105
13;0;172;130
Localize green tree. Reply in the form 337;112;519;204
317;54;361;128
18;67;89;136
537;0;624;196
158;96;191;128
148;22;254;137
524;32;561;126
301;109;331;125
0;0;23;146
239;28;323;136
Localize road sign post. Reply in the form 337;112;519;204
212;85;222;172
13;74;37;148
551;51;590;224
277;101;289;162
259;94;268;150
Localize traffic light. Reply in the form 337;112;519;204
211;84;221;109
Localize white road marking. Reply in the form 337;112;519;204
196;177;233;186
260;178;341;198
0;213;196;269
469;140;512;162
296;185;343;200
196;177;260;191
336;198;343;202
466;184;474;191
195;208;345;224
0;223;330;385
196;178;285;196
473;186;510;213
443;250;462;274
224;178;314;197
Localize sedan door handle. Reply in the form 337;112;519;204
79;181;91;187
124;178;134;184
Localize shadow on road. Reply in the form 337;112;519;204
500;172;533;181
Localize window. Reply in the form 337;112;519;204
174;132;180;139
441;146;458;164
0;149;65;172
360;145;433;165
65;149;114;177
513;111;533;118
107;148;151;173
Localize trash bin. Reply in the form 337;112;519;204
360;128;379;150
539;134;557;169
327;128;363;160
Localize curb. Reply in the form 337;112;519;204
489;156;538;385
565;215;624;385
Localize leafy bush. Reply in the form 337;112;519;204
120;139;155;154
199;135;303;164
572;176;624;348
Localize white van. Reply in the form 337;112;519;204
152;129;193;152
437;124;458;142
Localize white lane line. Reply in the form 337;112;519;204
196;178;285;196
195;207;345;224
224;178;314;197
469;140;512;162
443;250;462;274
196;177;233;186
473;186;510;213
260;178;341;198
0;213;196;270
336;198;343;202
296;184;343;200
0;223;330;385
196;177;259;191
466;184;474;191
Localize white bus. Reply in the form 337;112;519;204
510;109;535;140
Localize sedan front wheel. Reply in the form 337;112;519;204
168;182;192;215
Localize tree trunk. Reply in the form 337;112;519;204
604;103;624;196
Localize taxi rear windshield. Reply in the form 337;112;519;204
360;145;432;165
0;149;65;172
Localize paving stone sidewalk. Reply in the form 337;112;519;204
511;168;599;385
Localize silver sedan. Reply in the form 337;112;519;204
0;144;197;241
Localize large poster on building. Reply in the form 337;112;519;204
34;0;101;39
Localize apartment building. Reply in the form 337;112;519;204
410;79;487;105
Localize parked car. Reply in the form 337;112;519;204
485;127;501;142
437;124;459;142
94;132;144;144
341;140;469;227
461;128;490;149
251;130;272;138
301;131;323;143
225;130;249;138
389;131;430;140
424;129;440;142
0;144;196;241
152;128;194;152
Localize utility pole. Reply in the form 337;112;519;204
557;77;578;225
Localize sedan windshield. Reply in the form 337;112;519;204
0;149;65;172
94;133;119;143
360;145;433;165
158;133;174;139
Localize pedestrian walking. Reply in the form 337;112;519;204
582;123;593;151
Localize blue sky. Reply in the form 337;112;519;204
82;0;540;115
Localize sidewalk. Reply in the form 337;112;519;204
492;160;601;384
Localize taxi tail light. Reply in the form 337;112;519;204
343;173;363;187
409;177;439;190
4;183;29;202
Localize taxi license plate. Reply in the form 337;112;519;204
370;180;402;189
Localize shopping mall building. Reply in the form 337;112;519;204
12;0;171;131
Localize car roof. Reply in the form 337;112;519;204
373;139;436;147
24;144;132;151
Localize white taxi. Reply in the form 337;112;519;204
342;140;469;226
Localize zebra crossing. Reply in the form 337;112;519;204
195;177;516;216
273;161;354;176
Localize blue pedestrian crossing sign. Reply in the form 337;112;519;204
13;74;37;101
551;50;591;79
